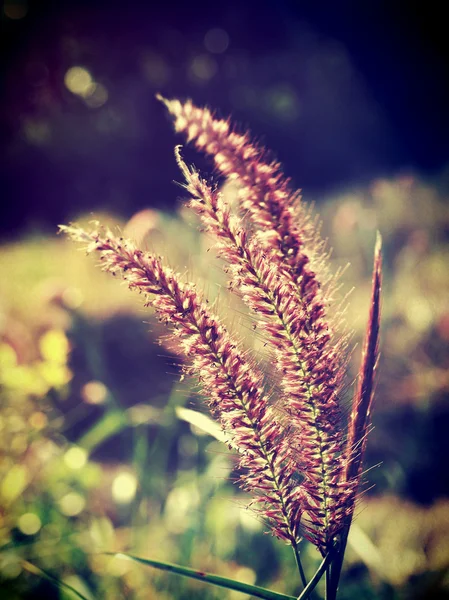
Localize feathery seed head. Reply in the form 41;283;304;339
61;98;381;558
59;223;304;545
171;125;351;552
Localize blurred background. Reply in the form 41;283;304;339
1;0;448;598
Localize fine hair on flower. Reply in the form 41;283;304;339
60;95;382;598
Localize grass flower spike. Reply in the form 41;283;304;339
59;224;304;548
61;97;382;599
174;146;350;554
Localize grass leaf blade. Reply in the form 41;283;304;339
21;561;91;600
107;552;296;600
328;233;382;600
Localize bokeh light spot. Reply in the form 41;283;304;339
1;557;22;579
1;465;29;502
8;414;25;433
405;296;434;333
61;286;84;309
112;472;138;504
59;492;86;516
141;53;170;86
164;484;200;534
22;119;51;146
4;2;28;20
84;83;109;108
204;28;229;54
189;55;217;82
39;329;69;364
266;86;300;121
29;411;48;430
64;446;88;470
11;433;27;455
178;434;198;458
81;380;107;405
64;66;93;97
18;513;41;535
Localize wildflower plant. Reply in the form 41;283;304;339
60;97;382;600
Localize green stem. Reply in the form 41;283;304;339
327;530;348;600
293;543;307;589
296;552;333;600
325;562;331;600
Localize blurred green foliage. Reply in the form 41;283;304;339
0;173;448;599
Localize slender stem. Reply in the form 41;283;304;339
325;563;331;600
326;531;348;600
296;552;333;600
293;543;308;589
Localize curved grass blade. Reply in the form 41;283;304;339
175;406;229;444
107;552;296;600
21;561;91;600
77;409;128;452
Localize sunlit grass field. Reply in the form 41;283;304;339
1;175;448;599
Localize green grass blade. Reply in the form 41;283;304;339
77;409;128;452
107;552;296;600
21;561;91;600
